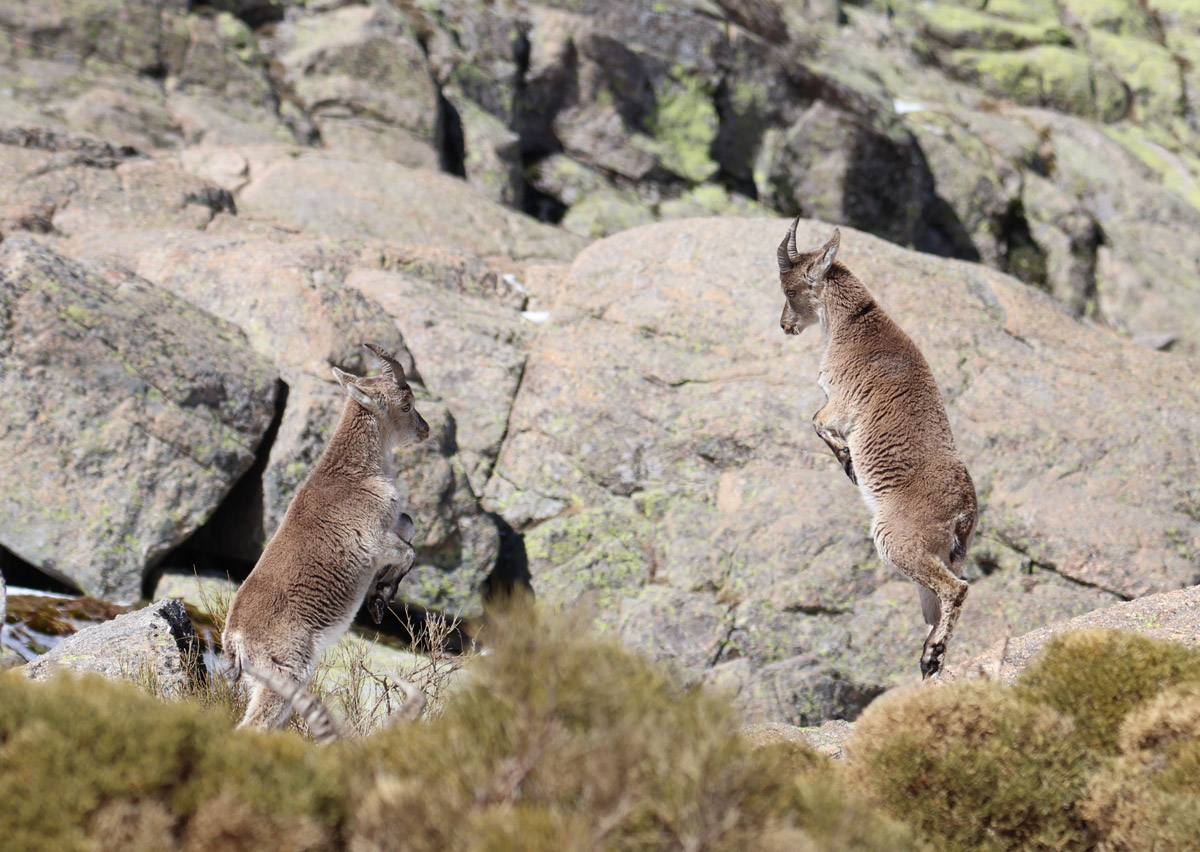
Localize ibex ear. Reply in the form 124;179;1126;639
811;228;840;283
332;367;376;411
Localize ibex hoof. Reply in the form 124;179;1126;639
920;642;946;679
368;595;387;625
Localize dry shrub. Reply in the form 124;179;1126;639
844;680;1094;852
1;602;914;852
349;599;915;852
89;799;176;852
1082;682;1200;851
311;610;464;738
181;791;333;852
1013;629;1200;755
0;670;347;852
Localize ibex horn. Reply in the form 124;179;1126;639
777;215;801;273
363;343;406;385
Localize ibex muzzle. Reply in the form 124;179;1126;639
223;343;429;730
777;218;978;678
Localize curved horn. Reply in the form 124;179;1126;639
777;234;792;274
777;215;801;274
363;342;406;385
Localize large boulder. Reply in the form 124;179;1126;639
264;3;439;168
0;127;237;239
0;238;278;601
22;599;204;697
234;151;584;263
60;201;562;615
484;216;1200;723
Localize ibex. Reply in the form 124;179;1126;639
776;219;977;678
223;343;430;729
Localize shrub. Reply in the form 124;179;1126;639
350;600;916;851
1082;682;1200;851
843;680;1094;852
0;602;915;852
0;670;347;852
1013;629;1200;755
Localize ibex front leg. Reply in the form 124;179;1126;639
368;514;416;625
813;402;856;485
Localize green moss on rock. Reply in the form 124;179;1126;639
647;73;719;183
913;3;1070;50
950;45;1130;121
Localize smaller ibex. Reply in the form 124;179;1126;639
223;343;430;729
777;219;977;678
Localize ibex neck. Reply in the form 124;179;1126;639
317;400;389;479
819;269;878;341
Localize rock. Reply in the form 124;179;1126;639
64;228;415;382
54;78;181;151
1025;110;1200;354
235;153;585;263
0;131;237;239
266;3;439;165
22;599;205;697
61;228;511;614
616;585;733;675
449;92;524;207
348;266;533;488
152;569;238;614
161;11;293;146
742;719;855;759
484;216;1200;722
0;238;278;601
756;100;938;250
0;0;185;75
957;585;1200;684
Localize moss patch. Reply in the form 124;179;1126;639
646;73;719;183
950;45;1129;121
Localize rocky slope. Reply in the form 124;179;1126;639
2;0;1199;724
487;216;1200;721
4;0;1200;354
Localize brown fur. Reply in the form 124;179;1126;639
777;220;977;678
223;343;430;729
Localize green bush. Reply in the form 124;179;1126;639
844;680;1094;852
1082;682;1200;852
351;603;915;852
1013;629;1200;754
0;670;346;852
0;602;914;852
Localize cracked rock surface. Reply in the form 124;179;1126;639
486;217;1200;722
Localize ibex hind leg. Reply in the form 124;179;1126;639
240;680;294;730
878;532;968;679
918;586;941;629
235;639;318;731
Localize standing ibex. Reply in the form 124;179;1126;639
776;219;977;678
223;343;430;729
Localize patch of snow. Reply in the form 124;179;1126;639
893;99;926;115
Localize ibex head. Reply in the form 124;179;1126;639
332;343;430;445
777;217;840;336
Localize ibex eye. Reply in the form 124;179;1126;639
401;404;412;412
